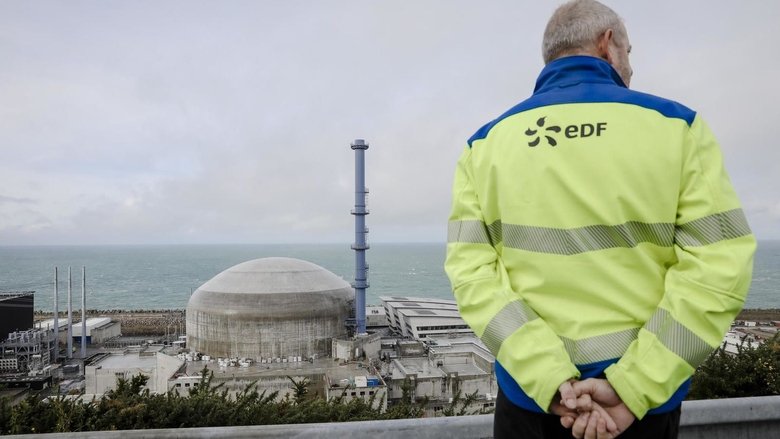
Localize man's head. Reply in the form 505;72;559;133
542;0;633;86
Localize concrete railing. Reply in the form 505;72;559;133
6;395;780;438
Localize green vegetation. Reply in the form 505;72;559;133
689;334;780;400
0;368;458;435
3;335;777;434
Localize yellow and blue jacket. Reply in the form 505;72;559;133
445;56;755;419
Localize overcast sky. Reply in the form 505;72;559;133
1;1;778;245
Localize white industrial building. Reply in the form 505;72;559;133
69;318;121;345
382;334;496;415
380;296;470;339
325;367;387;412
36;318;121;346
84;351;184;395
366;305;389;327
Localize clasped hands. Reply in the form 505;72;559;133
549;378;636;439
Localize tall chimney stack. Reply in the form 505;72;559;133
351;139;369;335
53;267;59;362
67;266;73;359
81;266;86;358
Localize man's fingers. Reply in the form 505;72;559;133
596;416;613;439
590;402;617;433
575;392;593;412
583;410;599;439
559;380;577;410
571;411;590;439
560;414;575;429
571;378;599;397
550;401;577;418
604;410;617;433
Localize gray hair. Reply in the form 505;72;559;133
542;0;627;64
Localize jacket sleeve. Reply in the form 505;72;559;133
445;146;580;412
605;116;756;419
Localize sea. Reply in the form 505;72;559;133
0;241;778;311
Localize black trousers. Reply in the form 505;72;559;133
494;388;680;439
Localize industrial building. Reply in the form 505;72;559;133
186;257;353;361
37;141;497;413
366;305;389;328
0;292;34;340
381;296;471;339
36;317;121;346
378;335;495;415
0;329;56;373
84;350;185;395
325;365;387;412
70;317;121;344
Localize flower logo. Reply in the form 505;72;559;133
526;117;561;147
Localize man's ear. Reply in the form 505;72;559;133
596;29;614;63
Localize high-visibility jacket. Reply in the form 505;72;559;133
445;55;755;419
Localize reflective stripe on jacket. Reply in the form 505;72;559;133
445;56;756;419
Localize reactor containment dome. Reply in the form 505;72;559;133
186;257;353;360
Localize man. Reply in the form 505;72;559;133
444;1;756;438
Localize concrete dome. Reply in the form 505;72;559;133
186;257;353;360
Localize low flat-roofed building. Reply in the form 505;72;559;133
84;351;184;395
395;308;470;339
386;353;496;415
424;335;494;374
381;331;496;415
180;357;333;401
366;305;389;328
325;363;387;412
0;374;52;391
34;319;68;332
388;357;446;401
380;296;469;339
381;297;460;334
71;318;121;344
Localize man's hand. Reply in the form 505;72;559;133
569;379;635;439
550;381;617;437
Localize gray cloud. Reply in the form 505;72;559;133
0;195;36;205
0;0;777;245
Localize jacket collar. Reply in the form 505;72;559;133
534;55;627;93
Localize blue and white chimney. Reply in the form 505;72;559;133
351;139;369;335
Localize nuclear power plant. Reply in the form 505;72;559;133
170;139;498;414
1;138;499;416
186;139;375;361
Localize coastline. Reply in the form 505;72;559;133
33;308;780;337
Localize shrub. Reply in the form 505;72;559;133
689;333;780;399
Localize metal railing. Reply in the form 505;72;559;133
5;395;780;438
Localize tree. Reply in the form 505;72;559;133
287;376;310;404
441;389;480;417
0;394;10;434
690;333;780;399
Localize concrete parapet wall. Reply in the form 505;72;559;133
5;395;780;438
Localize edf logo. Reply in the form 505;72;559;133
526;116;607;147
